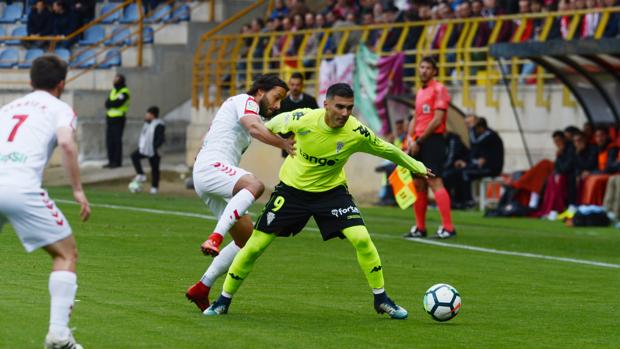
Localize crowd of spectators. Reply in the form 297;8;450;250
25;0;96;48
490;121;620;226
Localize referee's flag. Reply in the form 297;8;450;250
388;166;417;209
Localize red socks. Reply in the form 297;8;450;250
413;190;428;230
434;188;454;231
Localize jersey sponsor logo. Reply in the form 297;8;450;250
0;152;28;164
423;104;431;114
330;205;360;218
299;148;339;166
244;98;259;115
353;125;371;138
267;212;276;225
298;129;311;136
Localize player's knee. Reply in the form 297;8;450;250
241;176;264;199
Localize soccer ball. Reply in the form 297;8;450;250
128;180;142;193
423;283;461;322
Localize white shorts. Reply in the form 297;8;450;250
193;160;251;219
0;189;72;252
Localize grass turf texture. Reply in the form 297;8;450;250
1;187;618;348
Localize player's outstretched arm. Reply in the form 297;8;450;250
240;115;296;157
57;127;91;222
358;128;430;177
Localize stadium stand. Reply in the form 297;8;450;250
0;48;19;68
99;48;122;68
6;26;27;45
0;3;24;24
79;25;106;46
18;48;45;68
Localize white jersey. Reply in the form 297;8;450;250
196;93;260;166
0;90;76;190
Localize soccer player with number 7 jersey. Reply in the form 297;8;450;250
0;55;90;349
204;83;431;319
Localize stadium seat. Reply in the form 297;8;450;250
105;27;131;46
100;3;121;24
99;49;121;69
79;25;106;46
145;4;172;23
0;48;20;68
120;3;142;24
0;27;5;45
165;4;190;23
18;48;44;69
70;49;97;68
0;3;23;24
137;27;154;44
6;26;27;45
82;26;106;45
54;48;71;63
20;4;29;23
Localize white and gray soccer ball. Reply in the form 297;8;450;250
423;283;462;322
128;180;142;193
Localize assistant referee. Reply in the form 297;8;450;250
404;56;456;239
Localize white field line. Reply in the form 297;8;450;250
56;199;620;269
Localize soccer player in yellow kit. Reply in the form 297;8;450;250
204;83;431;319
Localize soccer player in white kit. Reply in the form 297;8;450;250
0;55;90;349
185;74;295;312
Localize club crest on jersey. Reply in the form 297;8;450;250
423;104;431;114
244;98;259;115
266;212;275;225
336;142;344;153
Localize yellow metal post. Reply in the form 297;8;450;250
137;0;144;67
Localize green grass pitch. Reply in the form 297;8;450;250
1;187;619;348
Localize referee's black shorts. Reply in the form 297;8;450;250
413;133;446;177
255;182;365;241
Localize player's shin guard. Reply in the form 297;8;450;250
222;230;275;296
343;226;385;290
213;188;255;239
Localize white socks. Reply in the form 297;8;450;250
200;242;241;287
213;189;255;238
48;271;77;338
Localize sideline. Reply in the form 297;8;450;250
56;199;620;269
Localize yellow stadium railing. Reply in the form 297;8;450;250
0;0;214;86
192;6;620;111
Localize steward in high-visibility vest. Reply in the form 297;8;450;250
103;74;130;168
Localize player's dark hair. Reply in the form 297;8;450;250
420;55;438;70
30;54;68;90
147;106;159;118
247;74;289;96
326;83;354;99
475;117;488;130
290;72;304;81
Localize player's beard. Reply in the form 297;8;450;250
258;97;274;119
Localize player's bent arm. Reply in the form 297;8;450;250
57;127;90;221
240;114;295;156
